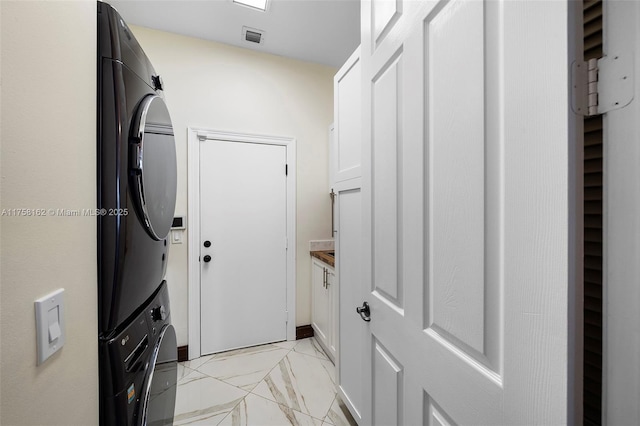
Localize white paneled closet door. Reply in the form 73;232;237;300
359;1;579;424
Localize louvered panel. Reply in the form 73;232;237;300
584;34;602;52
584;2;602;25
585;200;602;215
584;215;602;229
585;129;603;147
585;322;602;339
584;187;602;201
584;228;602;243
584;144;602;160
585;158;603;173
584;255;602;270
584;312;602;328
584;387;601;408
584;377;602;394
584;18;603;38
584;334;602;351
584;172;602;188
585;360;602;382
584;350;602;368
585;413;600;426
582;4;603;420
585;117;603;133
585;46;604;60
585;296;602;314
584;241;602;257
583;0;600;11
584;269;602;286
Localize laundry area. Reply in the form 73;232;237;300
1;1;640;425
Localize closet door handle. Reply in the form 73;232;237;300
356;302;371;322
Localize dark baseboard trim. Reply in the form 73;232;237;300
296;325;314;340
178;330;312;359
177;345;188;362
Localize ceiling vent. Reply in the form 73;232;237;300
242;26;265;45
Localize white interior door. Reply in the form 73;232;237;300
603;1;640;424
359;1;579;424
200;140;287;355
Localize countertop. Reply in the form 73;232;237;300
310;250;334;267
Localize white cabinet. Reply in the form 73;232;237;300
311;257;335;361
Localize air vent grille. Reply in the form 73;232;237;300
242;26;265;45
246;30;262;44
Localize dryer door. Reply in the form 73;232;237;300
129;95;177;241
138;324;177;426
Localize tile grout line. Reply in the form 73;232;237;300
178;339;339;425
244;340;332;422
322;393;339;426
249;341;338;423
213;341;298;425
178;347;275;425
191;343;291;388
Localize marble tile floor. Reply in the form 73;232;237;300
174;337;358;426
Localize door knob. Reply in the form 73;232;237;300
203;255;212;263
356;301;371;322
204;240;211;248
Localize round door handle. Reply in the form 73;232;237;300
204;241;211;248
203;255;212;263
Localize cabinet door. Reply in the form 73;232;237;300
326;266;337;358
311;259;330;346
334;179;363;423
333;47;362;184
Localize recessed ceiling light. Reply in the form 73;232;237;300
233;0;268;12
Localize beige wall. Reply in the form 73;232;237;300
129;26;335;346
0;1;98;424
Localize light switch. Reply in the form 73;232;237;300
35;289;65;365
48;306;61;342
171;229;183;244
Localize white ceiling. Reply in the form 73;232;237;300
106;0;361;68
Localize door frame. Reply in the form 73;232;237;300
186;127;297;359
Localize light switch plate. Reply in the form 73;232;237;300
34;288;65;365
171;229;183;244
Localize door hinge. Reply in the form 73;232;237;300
285;310;289;324
572;53;634;117
285;237;288;250
285;164;288;176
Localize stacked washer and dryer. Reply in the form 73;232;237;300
97;2;178;424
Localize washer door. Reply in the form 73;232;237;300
129;95;177;240
138;324;177;426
